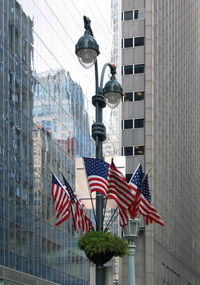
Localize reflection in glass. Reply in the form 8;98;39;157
0;0;91;284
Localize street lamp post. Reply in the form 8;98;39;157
123;218;140;285
75;16;123;285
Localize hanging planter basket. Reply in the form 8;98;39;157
85;251;115;266
78;231;128;265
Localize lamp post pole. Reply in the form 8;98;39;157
128;241;136;285
92;60;106;285
75;16;123;285
123;218;140;285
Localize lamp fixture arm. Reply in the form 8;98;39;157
95;60;99;95
100;63;116;89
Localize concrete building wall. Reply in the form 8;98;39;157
120;0;200;284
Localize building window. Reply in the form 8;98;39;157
134;37;145;46
122;9;145;21
122;91;144;102
126;174;132;183
134;9;145;20
122;65;145;75
123;119;133;129
134;91;144;101
124;65;133;75
122;146;145;156
122;118;144;129
123;92;133;102
134;146;144;155
134;119;144;128
123;38;133;48
123;11;133;21
122;37;145;48
124;147;133;156
134;64;145;74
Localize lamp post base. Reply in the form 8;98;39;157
96;265;104;285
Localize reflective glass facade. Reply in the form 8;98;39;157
33;70;95;158
0;0;100;284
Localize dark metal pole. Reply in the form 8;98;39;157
77;17;121;285
92;60;106;285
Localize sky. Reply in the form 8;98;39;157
17;0;121;205
18;0;113;100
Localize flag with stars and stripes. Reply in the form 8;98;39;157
107;161;135;210
51;173;71;226
139;175;164;226
128;163;143;219
84;157;135;210
51;172;93;233
83;157;109;196
62;174;93;234
119;164;143;227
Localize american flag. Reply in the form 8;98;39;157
139;175;164;226
107;163;135;210
62;175;76;203
107;159;136;227
51;173;71;226
62;174;93;234
119;207;129;227
128;164;143;219
70;193;93;234
84;157;135;210
84;157;109;196
119;164;143;227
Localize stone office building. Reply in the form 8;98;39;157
120;0;200;284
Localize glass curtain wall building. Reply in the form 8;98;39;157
0;0;104;284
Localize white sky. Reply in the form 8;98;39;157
18;0;112;100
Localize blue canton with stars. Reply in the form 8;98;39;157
62;175;76;203
141;175;151;202
84;157;109;179
130;164;143;188
52;173;61;187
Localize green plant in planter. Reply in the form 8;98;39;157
78;231;128;265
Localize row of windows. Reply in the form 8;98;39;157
122;9;145;182
123;91;144;102
122;9;145;21
122;64;145;75
122;37;145;48
122;146;145;156
122;118;144;129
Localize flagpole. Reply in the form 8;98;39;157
104;206;118;232
102;195;108;228
61;172;82;208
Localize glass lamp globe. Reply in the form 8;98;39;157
77;48;98;69
103;78;123;109
75;34;99;69
104;92;122;109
